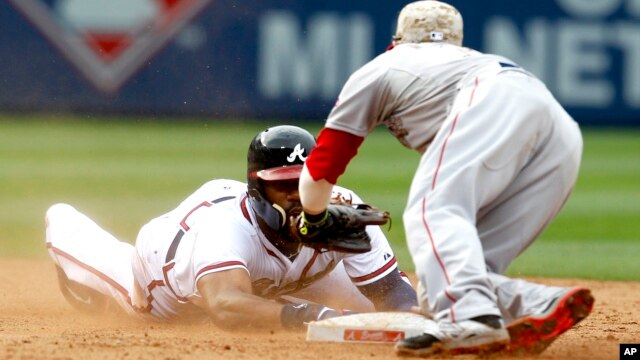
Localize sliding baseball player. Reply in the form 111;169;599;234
46;125;418;329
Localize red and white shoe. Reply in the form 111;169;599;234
395;315;510;357
507;287;594;354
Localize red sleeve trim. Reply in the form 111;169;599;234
195;261;247;279
351;257;398;283
305;128;365;184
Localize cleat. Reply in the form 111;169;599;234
507;287;594;355
395;315;510;357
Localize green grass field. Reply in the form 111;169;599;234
1;113;638;281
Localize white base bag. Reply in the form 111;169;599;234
306;312;432;344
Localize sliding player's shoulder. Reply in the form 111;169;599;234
330;185;364;204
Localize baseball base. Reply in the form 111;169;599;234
306;312;431;343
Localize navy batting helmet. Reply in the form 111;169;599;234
247;125;316;231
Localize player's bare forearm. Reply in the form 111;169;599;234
197;269;282;330
206;292;283;330
197;270;350;331
299;166;333;214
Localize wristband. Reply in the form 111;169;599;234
301;210;328;225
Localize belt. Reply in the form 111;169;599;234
499;61;519;69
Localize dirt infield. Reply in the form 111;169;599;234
1;259;638;360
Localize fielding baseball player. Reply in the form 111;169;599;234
45;125;418;329
294;0;594;356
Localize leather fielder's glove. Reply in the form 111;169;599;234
291;203;390;254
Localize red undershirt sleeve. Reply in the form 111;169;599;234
305;127;365;184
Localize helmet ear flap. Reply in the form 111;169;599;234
271;203;287;228
247;189;286;230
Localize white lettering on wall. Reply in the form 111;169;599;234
345;14;373;78
258;11;372;100
483;18;549;80
484;0;640;108
616;23;640;106
557;21;613;106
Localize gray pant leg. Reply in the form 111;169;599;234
478;101;583;274
488;273;567;323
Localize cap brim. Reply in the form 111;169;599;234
256;165;303;181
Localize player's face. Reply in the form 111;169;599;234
261;179;300;213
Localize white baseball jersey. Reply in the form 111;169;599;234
46;179;400;322
310;42;583;322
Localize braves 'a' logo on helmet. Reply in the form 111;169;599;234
286;143;307;163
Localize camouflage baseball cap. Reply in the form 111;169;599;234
393;1;463;46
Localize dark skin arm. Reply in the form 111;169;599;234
358;270;418;311
197;266;417;330
197;268;284;330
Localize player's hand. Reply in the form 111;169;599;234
318;308;358;321
280;303;357;329
292;204;390;254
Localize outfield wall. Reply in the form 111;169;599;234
1;0;638;126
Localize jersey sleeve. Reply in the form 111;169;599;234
304;58;390;184
324;60;388;136
330;186;399;286
344;224;398;286
304;128;364;184
190;208;254;286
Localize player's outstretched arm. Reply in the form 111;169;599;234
197;268;283;330
197;269;345;330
